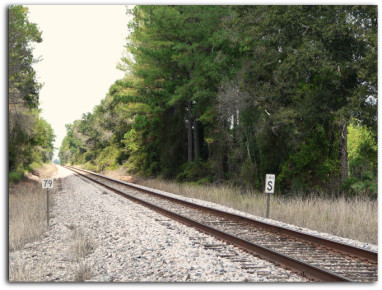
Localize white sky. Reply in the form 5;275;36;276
26;5;133;159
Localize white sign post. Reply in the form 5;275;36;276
42;179;53;227
264;174;275;218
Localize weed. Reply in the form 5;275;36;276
74;261;93;282
70;227;94;262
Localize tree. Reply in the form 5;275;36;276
9;5;55;173
344;121;377;197
60;5;377;196
228;5;377;192
122;5;237;178
9;5;42;109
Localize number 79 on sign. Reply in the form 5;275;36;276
42;179;53;189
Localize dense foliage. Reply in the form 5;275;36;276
59;5;377;197
9;5;55;182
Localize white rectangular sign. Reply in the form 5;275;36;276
265;174;275;194
42;179;54;189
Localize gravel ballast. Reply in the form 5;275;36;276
129;179;378;253
8;166;375;282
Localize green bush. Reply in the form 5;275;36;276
176;161;212;183
9;168;25;184
341;175;377;199
82;162;98;172
194;176;213;185
122;151;147;175
240;158;258;189
346;124;377;198
341;177;359;195
278;125;339;193
94;145;121;172
27;161;42;174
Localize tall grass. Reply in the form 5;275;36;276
137;178;377;245
9;164;57;281
9;163;97;282
70;227;94;263
70;226;94;281
9;182;51;252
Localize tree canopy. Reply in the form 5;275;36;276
59;5;377;197
9;5;55;179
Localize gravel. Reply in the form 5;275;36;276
127;179;378;253
9;165;373;282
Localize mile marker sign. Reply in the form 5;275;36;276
265;174;275;194
264;174;275;218
42;179;53;227
42;179;53;189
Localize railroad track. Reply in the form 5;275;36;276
64;165;378;282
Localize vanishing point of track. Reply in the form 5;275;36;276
64;166;378;282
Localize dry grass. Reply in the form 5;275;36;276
33;163;58;178
9;164;58;251
9;225;95;282
9;182;50;252
8;260;32;282
98;166;378;244
9;164;58;282
69;225;94;281
70;226;94;263
102;167;136;183
9;160;94;282
74;261;93;282
137;178;378;245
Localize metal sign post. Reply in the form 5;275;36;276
42;179;53;227
264;174;275;218
266;192;271;218
46;188;49;227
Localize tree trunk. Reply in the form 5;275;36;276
187;101;193;162
340;123;348;181
232;113;237;144
193;113;199;162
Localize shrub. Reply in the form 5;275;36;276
82;162;98;172
345;122;377;198
94;145;121;172
176;161;212;183
240;158;258;189
27;161;42;175
122;151;147;175
9;169;24;184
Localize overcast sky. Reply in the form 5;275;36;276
26;5;133;159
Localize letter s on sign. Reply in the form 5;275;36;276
265;174;275;194
267;180;273;192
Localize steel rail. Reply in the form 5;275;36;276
65;165;355;282
65;166;377;264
